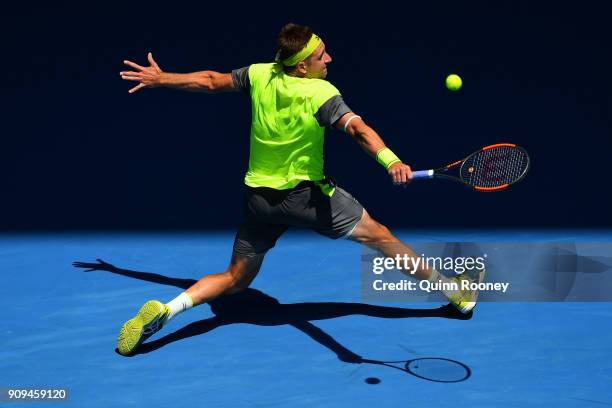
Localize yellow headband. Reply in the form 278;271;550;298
281;34;322;67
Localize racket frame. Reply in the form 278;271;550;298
411;143;530;191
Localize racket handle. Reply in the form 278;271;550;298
411;170;434;180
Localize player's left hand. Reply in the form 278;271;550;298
120;52;163;93
388;162;413;186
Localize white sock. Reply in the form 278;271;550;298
165;292;194;322
427;269;459;300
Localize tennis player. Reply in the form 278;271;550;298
117;23;485;355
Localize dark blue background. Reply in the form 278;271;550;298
2;2;611;230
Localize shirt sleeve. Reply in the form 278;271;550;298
231;66;250;95
314;95;353;127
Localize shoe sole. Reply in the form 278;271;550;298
117;300;164;356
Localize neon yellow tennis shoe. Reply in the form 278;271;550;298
448;267;486;315
117;300;170;355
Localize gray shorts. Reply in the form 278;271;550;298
233;179;364;256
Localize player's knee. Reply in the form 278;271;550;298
223;259;259;294
225;281;249;295
220;269;247;294
353;213;397;243
370;222;396;243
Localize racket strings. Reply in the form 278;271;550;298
462;146;529;188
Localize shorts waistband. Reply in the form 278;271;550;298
245;177;336;193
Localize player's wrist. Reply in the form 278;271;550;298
376;147;402;170
157;72;171;87
386;160;403;171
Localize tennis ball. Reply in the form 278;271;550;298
445;74;462;91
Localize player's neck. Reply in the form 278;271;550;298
284;68;306;78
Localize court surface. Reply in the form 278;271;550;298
1;230;611;407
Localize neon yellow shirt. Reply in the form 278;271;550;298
244;63;342;190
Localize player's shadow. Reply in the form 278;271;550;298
73;259;471;368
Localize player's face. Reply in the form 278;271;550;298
305;42;332;79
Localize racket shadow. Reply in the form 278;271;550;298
361;357;472;383
74;259;472;377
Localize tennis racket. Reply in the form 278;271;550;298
361;357;471;383
411;143;530;191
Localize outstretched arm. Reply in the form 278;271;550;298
120;52;236;94
335;113;413;185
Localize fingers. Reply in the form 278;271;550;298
404;165;413;182
390;167;405;184
392;171;408;185
121;75;142;81
129;83;146;93
121;54;159;93
120;71;141;77
120;70;145;84
389;163;412;186
123;59;145;70
147;52;160;70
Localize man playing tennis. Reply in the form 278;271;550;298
117;23;484;355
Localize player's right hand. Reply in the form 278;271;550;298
120;52;163;93
388;162;413;186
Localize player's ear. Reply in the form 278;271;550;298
296;61;308;76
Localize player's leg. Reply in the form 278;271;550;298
117;252;265;355
348;209;484;314
184;252;265;304
294;182;425;275
117;187;287;355
347;209;435;280
303;180;483;314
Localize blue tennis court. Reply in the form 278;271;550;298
2;230;611;407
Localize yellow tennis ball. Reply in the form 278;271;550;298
445;74;462;91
